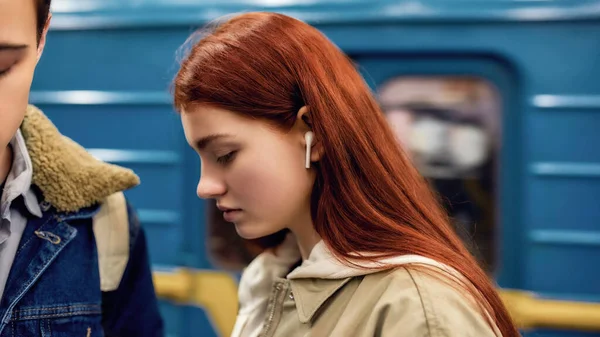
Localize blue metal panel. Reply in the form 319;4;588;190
182;307;218;337
528;110;600;163
158;302;184;337
527;178;600;232
526;245;600;295
33;32;185;91
28;104;181;150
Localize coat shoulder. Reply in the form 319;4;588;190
363;267;501;337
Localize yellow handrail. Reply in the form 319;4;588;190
153;270;600;335
152;269;238;337
500;290;600;331
153;269;193;303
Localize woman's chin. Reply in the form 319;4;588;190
234;223;282;241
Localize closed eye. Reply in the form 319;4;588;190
217;151;237;165
0;67;13;78
0;45;27;78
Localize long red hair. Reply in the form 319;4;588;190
173;12;518;337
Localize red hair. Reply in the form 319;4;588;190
173;12;518;337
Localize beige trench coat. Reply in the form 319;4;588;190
237;267;501;337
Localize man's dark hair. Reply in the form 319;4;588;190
36;0;51;43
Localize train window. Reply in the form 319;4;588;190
377;76;501;273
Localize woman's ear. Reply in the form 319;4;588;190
297;106;311;129
296;106;324;164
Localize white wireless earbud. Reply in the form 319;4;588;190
305;131;314;169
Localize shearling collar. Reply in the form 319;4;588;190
19;105;140;212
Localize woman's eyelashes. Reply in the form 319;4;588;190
216;150;238;165
0;49;25;78
0;67;11;78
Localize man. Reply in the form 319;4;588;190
0;0;164;335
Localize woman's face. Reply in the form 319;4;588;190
181;104;317;240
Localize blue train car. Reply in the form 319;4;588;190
31;0;600;336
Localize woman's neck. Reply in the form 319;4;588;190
289;216;322;260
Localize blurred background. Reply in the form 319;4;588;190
33;0;600;336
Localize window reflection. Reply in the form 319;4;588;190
378;76;501;273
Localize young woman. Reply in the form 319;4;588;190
173;12;519;337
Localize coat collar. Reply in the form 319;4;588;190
289;277;353;323
20;105;140;212
238;234;457;325
286;240;457;323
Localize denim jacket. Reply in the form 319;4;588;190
0;106;164;337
